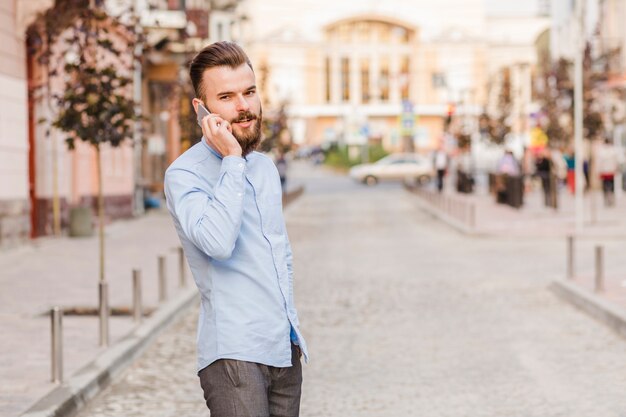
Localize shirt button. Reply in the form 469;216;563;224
237;192;243;197
238;163;244;168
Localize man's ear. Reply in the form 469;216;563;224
192;98;201;114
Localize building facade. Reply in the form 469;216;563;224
0;0;31;247
242;0;489;153
239;0;551;155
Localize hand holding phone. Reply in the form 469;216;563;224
196;103;212;127
196;102;241;157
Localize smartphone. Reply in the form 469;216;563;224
196;103;211;127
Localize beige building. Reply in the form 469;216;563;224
598;0;626;144
241;0;489;153
0;1;30;247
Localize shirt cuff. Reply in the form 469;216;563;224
221;155;246;174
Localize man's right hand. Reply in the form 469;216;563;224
201;114;242;158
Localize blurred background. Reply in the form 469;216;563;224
3;0;625;240
3;1;626;416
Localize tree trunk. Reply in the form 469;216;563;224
96;145;105;283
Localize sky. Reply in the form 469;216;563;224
486;0;542;15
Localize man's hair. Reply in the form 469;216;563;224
189;41;253;101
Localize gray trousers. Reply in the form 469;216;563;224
199;344;302;417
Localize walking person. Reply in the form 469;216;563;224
564;147;575;194
164;41;308;417
433;144;448;193
596;138;619;207
276;150;288;192
535;147;554;208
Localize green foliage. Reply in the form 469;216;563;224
324;143;388;169
324;145;356;169
368;144;388;163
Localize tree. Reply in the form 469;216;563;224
535;44;614;148
481;68;512;144
28;0;143;344
259;103;292;154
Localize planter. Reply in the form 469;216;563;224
69;207;94;237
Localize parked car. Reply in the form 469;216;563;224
349;153;434;185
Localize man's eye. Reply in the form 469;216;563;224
219;96;230;101
245;90;256;96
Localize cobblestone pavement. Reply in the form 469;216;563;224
0;210;184;417
75;163;626;417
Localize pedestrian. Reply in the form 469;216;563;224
564;147;575;194
276;150;288;192
433;144;448;193
596;138;619;207
164;41;307;417
550;147;568;189
535;147;554;207
496;150;521;176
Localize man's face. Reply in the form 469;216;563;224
194;63;262;156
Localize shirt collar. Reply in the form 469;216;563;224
200;136;255;162
201;137;223;160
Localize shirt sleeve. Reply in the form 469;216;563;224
164;156;246;260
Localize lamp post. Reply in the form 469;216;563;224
574;0;585;234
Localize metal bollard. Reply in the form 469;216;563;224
99;281;109;347
178;247;186;287
566;235;574;279
158;255;167;302
132;269;142;322
51;307;63;383
595;246;604;293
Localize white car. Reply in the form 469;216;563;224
349;153;434;185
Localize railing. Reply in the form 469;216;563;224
407;184;477;230
50;246;188;383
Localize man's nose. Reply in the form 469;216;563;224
235;94;250;112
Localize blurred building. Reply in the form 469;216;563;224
597;0;626;145
241;0;491;153
0;0;246;247
549;0;626;145
0;0;31;247
484;13;550;146
239;0;550;154
139;0;246;192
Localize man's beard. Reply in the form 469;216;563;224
231;108;262;157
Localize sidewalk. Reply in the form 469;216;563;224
407;180;626;342
0;209;188;416
408;181;626;238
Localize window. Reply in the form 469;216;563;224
380;56;390;101
325;57;331;103
357;22;370;42
361;59;370;103
379;23;391;42
341;57;350;102
400;56;410;100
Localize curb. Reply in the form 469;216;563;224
20;286;199;417
550;279;626;340
404;185;483;236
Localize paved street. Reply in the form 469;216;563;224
75;163;626;417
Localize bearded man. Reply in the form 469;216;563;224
164;41;308;417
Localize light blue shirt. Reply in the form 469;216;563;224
164;139;308;373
